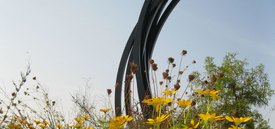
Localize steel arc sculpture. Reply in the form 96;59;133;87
115;0;180;118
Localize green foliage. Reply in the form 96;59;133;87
192;53;274;128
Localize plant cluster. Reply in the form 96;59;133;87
0;50;273;129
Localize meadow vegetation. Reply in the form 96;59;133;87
0;50;273;129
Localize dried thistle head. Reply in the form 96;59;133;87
130;63;138;74
172;63;176;67
162;72;169;79
174;83;181;90
149;59;154;64
127;74;133;81
11;92;16;97
167;76;171;82
188;74;195;82
107;89;112;95
204;80;208;84
151;63;158;71
168;57;174;63
181;50;187;56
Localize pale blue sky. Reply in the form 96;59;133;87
0;0;274;127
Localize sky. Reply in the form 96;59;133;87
0;0;274;127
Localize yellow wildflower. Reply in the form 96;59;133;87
85;126;94;129
83;114;90;119
39;124;47;129
176;99;192;107
100;108;111;113
73;123;83;128
74;117;84;123
8;123;23;129
109;115;133;129
142;97;172;112
146;114;170;125
188;119;199;129
195;89;220;99
34;120;41;125
42;120;49;125
225;116;251;125
56;123;64;129
199;112;223;122
163;89;177;96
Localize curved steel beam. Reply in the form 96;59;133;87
115;0;180;118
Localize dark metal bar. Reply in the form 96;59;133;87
115;0;180;118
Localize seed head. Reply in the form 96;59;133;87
107;89;112;95
151;63;158;71
174;83;181;90
162;72;169;79
181;50;187;56
168;57;174;63
127;74;133;81
149;59;154;64
167;76;172;82
191;101;196;106
188;74;195;82
130;63;138;74
11;92;16;97
172;63;176;67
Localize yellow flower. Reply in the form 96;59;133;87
225;116;251;125
188;119;199;129
74;117;84;123
73;123;83;128
142;97;172;112
83;114;90;119
163;89;177;96
39;124;47;129
109;115;133;129
56;123;64;129
195;89;220;99
85;127;94;129
198;113;223;122
146;114;170;125
8;123;23;129
176;99;192;107
228;125;243;129
42;120;49;125
34;120;41;125
100;108;111;113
